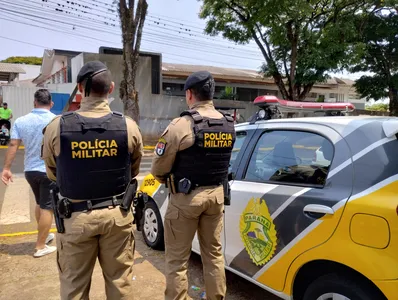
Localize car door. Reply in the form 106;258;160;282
191;124;258;255
224;121;354;292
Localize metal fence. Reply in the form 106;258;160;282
0;85;40;121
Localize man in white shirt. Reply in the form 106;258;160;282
1;89;57;257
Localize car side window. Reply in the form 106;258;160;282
244;130;334;187
229;131;247;173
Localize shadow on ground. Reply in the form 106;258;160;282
0;241;36;256
0;230;278;300
133;231;278;300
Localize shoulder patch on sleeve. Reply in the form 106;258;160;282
155;137;167;156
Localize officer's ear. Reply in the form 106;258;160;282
108;81;115;95
78;83;84;94
186;89;192;101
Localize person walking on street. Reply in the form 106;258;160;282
151;71;236;300
41;61;144;300
0;102;13;130
1;89;57;257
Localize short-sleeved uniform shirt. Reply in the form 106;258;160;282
0;107;12;119
11;108;56;172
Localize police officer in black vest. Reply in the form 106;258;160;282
151;71;236;300
41;61;144;300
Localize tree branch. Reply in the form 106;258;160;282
283;53;293;98
224;0;249;22
250;29;271;62
128;0;135;13
119;0;127;28
286;21;299;100
298;84;313;101
131;0;148;90
254;23;274;61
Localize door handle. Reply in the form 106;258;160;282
303;204;334;216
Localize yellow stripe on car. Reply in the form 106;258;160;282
253;180;398;296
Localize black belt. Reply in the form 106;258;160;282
166;175;222;194
69;196;123;212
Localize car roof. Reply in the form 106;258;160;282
235;116;398;138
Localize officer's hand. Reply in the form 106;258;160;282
1;169;13;186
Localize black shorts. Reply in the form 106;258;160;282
25;171;56;210
0;119;11;130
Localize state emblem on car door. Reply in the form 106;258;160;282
240;198;278;266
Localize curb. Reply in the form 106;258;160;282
0;228;57;238
0;145;25;149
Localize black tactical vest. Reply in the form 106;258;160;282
171;109;236;187
56;111;130;200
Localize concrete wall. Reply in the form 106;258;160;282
18;65;41;81
78;53;178;144
46;83;76;94
0;86;40;121
71;53;84;84
47;53;258;145
139;96;257;145
82;53;152;106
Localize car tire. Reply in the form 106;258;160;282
303;273;385;300
141;200;165;250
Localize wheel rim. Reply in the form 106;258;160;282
143;208;158;243
316;293;351;300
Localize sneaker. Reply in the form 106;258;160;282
45;233;55;244
33;245;57;258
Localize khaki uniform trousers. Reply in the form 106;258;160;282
56;206;135;300
164;185;226;300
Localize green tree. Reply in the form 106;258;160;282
351;9;398;116
118;0;148;124
1;56;42;65
199;0;378;101
366;102;389;111
219;86;238;99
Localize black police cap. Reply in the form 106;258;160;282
183;71;213;91
76;61;108;96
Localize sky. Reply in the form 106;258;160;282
0;0;373;81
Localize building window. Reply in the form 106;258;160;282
258;89;278;96
162;83;185;96
309;93;317;98
236;87;258;101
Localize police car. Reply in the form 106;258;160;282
134;110;398;300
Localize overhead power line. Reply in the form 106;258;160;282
0;18;261;69
0;2;264;62
0;35;50;48
15;0;260;51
